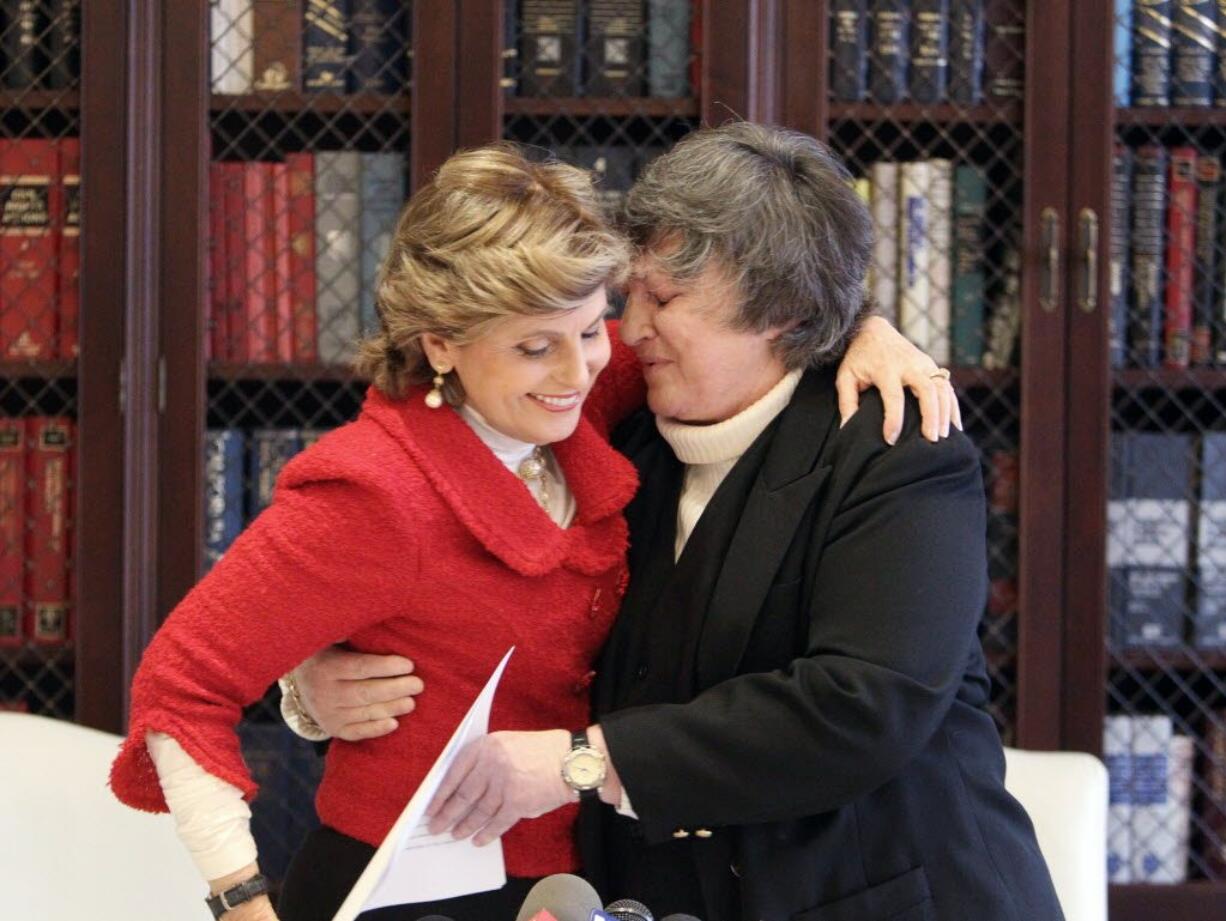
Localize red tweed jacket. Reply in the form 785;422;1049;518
110;335;643;879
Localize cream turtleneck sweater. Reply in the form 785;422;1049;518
656;369;803;560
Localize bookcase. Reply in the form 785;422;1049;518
5;0;1222;915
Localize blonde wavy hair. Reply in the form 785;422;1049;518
355;143;632;401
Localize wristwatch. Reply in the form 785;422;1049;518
561;730;607;801
205;873;270;919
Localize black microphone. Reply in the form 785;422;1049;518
513;873;602;921
604;898;653;921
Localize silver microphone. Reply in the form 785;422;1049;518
513;873;603;921
604;898;653;921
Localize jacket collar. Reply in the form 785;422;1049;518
362;385;639;577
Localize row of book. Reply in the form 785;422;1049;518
211;0;409;96
1108;431;1226;650
0;416;75;648
855;159;1019;369
0;138;80;361
828;0;1023;105
1111;145;1226;370
1104;713;1226;882
1114;0;1226;108
207;150;404;366
205;427;327;570
0;0;79;91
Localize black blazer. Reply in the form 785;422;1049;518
582;368;1062;921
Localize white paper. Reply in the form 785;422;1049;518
331;648;515;921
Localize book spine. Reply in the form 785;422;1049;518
952;165;986;366
927;158;953;366
242;162;277;363
45;0;81;90
314;151;362;365
247;429;303;519
1172;0;1217;105
1192;155;1220;364
869;161;899;325
868;0;909;104
830;0;869;103
253;0;301;93
211;0;255;94
56;137;79;360
1108;432;1192;647
1116;0;1134;105
2;1;45;89
502;0;520;94
1110;144;1133;369
349;0;408;94
1130;145;1168;368
984;0;1024;100
909;0;949;104
1158;734;1194;883
0;419;23;648
586;0;645;97
24;416;72;645
947;0;985;105
520;1;581;96
272;162;294;363
647;0;691;98
1130;714;1175;882
1215;0;1226;104
203;429;245;572
1206;710;1226;877
1;139;57;360
1196;432;1226;647
983;246;1021;369
1133;0;1174;106
208;162;228;362
1164;146;1198;368
303;0;350;92
285;153;317;363
221;162;247;363
1104;714;1134;883
899;161;933;355
359;152;404;339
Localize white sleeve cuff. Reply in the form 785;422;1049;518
145;731;258;881
615;787;638;819
278;675;331;742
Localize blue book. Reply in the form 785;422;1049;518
1110;144;1133;368
830;0;869;102
1115;0;1132;105
1108;432;1193;648
1132;0;1174;107
247;429;303;521
1104;715;1134;882
948;0;985;104
909;0;948;103
303;0;350;92
1196;432;1226;647
1172;0;1216;106
647;0;690;98
348;0;409;94
204;429;245;572
868;0;909;103
359;152;406;338
1129;145;1168;368
951;165;986;366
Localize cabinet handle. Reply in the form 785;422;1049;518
1078;208;1100;314
1040;207;1060;313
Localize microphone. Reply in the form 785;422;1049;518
660;916;703;921
604;899;653;921
414;917;456;921
514;874;602;921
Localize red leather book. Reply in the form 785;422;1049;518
285;152;317;363
24;417;73;645
1;140;58;360
0;418;23;648
221;161;247;362
243;161;278;363
56;138;81;359
1164;147;1198;369
208;161;228;361
272;161;295;363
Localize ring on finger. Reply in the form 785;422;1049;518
929;368;951;381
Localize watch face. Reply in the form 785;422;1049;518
564;748;606;789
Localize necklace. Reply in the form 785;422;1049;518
517;447;550;515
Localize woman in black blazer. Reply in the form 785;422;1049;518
423;122;1062;921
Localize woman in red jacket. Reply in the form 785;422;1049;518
109;143;952;921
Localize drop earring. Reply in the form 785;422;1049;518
425;369;447;408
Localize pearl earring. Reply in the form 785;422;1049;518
425;369;447;408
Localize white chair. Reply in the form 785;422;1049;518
0;712;207;920
1003;746;1109;921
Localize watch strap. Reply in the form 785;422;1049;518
205;873;270;919
569;730;599;802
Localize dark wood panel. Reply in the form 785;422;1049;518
1109;883;1226;921
208;363;366;384
702;0;752;123
780;0;824;139
1114;368;1226;392
0;90;80;110
951;368;1018;391
411;0;457;190
828;102;1023;126
0;360;76;379
456;0;504;149
1116;107;1226;126
210;92;409;115
1111;649;1226;673
503;97;700;118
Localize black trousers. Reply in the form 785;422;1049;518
278;825;540;921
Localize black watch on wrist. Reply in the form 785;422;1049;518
205;873;270;919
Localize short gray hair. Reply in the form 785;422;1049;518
623;122;873;368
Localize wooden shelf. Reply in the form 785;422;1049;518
1117;106;1226;127
951;367;1018;391
208;362;368;384
0;360;76;380
1113;367;1226;392
0;644;75;668
210;91;410;116
1110;648;1226;673
504;96;700;118
1110;882;1226;921
0;90;79;110
828;101;1023;125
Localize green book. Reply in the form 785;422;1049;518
952;165;987;366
